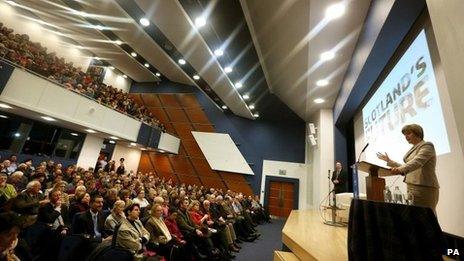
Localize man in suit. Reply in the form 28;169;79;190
377;124;439;213
38;189;68;234
73;194;110;244
332;162;347;194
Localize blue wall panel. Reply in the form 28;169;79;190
0;60;14;94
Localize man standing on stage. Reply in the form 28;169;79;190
332;162;347;194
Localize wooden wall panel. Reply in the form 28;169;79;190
178;174;201;186
224;180;254;196
159;94;181;107
193;124;215;132
157;172;178;183
148;108;169;123
185;108;210;124
182;140;203;157
190;158;219;178
142;94;162;107
219;172;248;182
165;108;189;123
177;93;201;108
200;177;227;190
138;152;153;174
172;123;194;140
129;93;143;105
152;153;173;174
169;156;196;176
163;123;176;134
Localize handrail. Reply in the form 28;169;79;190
0;55;163;131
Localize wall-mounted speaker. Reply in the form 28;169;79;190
309;123;316;135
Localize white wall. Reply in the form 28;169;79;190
77;134;103;170
260;160;308;210
111;144;142;174
0;2;92;71
103;68;132;93
307;109;335;209
0;69;141;141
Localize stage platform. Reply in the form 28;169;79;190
279;210;348;261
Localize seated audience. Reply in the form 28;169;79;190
0;173;16;205
104;199;125;233
73;194;110;246
0;212;21;261
116;203;150;259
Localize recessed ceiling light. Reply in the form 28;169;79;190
109;66;115;70
224;66;233;73
314;98;325;104
76;45;84;49
320;51;335;61
94;25;104;31
249;104;255;110
109;136;119;140
13;132;20;137
139;18;150;27
144;63;150;68
316;79;329;86
140;148;146;151
70;133;79;136
94;57;101;60
178;59;186;65
193;75;200;80
253;113;259;118
109;140;116;144
114;40;122;45
122;75;127;79
243;94;250;100
158;149;165;153
325;3;346;20
0;103;12;109
41;116;56;121
0;115;8;119
214;49;224;56
131;52;137;57
130;142;137;146
221;105;227;109
86;129;97;133
235;82;243;88
195;16;207;28
155;72;161;77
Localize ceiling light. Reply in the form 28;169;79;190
193;75;200;80
314;98;325;104
94;57;101;60
109;66;115;70
94;25;104;31
76;45;84;49
70;133;79;136
114;40;122;45
86;129;97;133
195;16;207;28
139;18;150;27
13;133;20;137
41;116;56;121
234;82;243;88
155;72;161;77
316;79;329;86
109;136;119;140
224;66;233;73
320;51;335;61
249;104;255;110
221;105;227;109
109;140;116;144
6;1;18;6
131;52;137;57
253;113;259;118
130;142;137;146
325;3;346;20
144;63;150;68
158;149;165;153
178;59;186;65
140;148;146;151
243;94;249;100
0;103;12;109
0;115;8;119
122;75;127;79
214;49;224;56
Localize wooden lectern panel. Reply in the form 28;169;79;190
366;176;386;201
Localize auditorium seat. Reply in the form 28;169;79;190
57;235;89;261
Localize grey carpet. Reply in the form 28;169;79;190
234;218;287;261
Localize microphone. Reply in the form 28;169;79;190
361;143;369;153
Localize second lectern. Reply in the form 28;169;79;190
358;161;393;201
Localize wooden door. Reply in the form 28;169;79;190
268;181;295;218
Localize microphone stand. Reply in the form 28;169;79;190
351;143;369;199
323;170;346;227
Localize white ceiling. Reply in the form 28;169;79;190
241;0;371;121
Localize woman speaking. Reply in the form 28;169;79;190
377;124;440;213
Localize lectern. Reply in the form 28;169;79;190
357;161;393;201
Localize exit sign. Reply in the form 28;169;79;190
278;169;286;176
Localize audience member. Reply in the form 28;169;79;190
116;203;150;259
